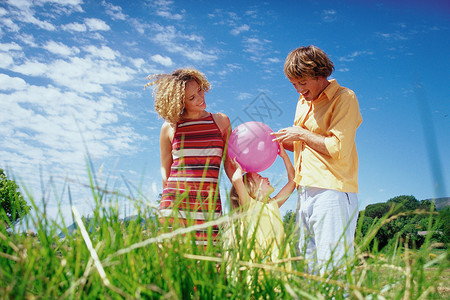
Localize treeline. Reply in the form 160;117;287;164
283;195;449;251
358;195;449;250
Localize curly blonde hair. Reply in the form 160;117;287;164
145;68;211;124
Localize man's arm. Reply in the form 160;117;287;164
272;126;330;157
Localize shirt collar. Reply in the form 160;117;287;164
299;79;339;105
317;79;339;104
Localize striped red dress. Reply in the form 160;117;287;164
159;113;224;245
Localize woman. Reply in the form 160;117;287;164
146;68;234;246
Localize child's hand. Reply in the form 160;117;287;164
231;158;244;183
278;143;288;159
231;157;244;171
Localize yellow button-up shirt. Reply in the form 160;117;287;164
293;79;362;193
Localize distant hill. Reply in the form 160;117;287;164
423;197;450;210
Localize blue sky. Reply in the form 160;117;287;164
1;0;449;223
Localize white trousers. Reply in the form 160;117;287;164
296;187;359;275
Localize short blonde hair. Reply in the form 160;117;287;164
284;45;334;79
145;68;211;124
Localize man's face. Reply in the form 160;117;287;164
289;77;325;101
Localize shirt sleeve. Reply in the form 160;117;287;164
324;90;362;160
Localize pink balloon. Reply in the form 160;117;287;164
228;121;279;173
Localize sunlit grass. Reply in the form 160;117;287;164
1;169;448;299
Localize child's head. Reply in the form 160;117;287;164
230;172;274;210
146;68;210;123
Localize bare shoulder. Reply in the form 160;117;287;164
212;112;231;134
160;121;175;140
212;112;230;126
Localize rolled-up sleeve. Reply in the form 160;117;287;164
325;91;362;161
325;135;341;160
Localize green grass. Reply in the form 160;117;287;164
1;175;449;299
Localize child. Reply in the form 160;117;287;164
225;144;295;278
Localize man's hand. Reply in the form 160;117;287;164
272;126;330;157
271;126;307;143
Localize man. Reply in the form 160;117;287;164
272;45;362;275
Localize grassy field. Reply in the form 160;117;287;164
1;179;449;299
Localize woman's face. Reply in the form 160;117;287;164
184;80;206;113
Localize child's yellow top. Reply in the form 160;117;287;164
245;198;289;263
224;198;291;271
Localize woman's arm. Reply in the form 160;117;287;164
272;144;296;207
160;122;174;187
212;112;236;181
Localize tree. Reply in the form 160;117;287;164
364;202;391;219
0;169;31;227
387;195;419;211
358;195;445;251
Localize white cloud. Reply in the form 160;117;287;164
103;1;127;21
84;45;118;60
130;19;150;35
376;31;408;41
11;60;48;76
151;54;173;66
6;0;32;11
41;0;83;5
183;50;217;62
43;40;80;57
156;10;183;20
237;92;252;100
266;57;281;64
0;42;22;51
216;63;241;76
11;54;137;94
151;24;217;63
7;0;56;31
1;17;20;32
0;74;28;91
130;57;146;69
322;9;337;22
243;37;271;61
16;33;37;46
230;24;250;36
61;22;87;32
153;0;184;20
45;58;130;93
338;51;374;62
84;18;110;31
1;85;144;160
0;82;146;209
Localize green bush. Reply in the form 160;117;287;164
0;169;30;227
